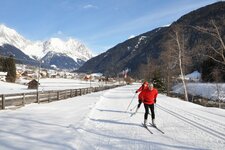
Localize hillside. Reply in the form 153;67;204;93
0;84;224;149
78;2;225;79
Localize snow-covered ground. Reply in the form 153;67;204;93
173;83;225;101
0;84;225;150
174;71;225;101
0;78;119;94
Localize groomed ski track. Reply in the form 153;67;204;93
0;84;225;150
74;84;225;150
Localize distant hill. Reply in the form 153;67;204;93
78;2;225;80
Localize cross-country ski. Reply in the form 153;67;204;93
149;123;165;134
142;123;153;134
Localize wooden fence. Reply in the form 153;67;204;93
0;85;124;110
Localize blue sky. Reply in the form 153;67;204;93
0;0;219;55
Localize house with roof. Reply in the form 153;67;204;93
0;72;7;81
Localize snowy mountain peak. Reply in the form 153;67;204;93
43;37;92;61
0;24;16;35
0;24;93;68
43;38;65;53
0;24;29;49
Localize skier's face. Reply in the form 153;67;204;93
149;85;153;90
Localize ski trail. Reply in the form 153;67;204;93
157;104;225;140
72;85;213;150
158;95;225;130
156;95;225;148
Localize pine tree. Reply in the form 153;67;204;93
0;56;3;71
5;55;16;82
152;70;166;93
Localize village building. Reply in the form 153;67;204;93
0;71;7;81
27;79;39;89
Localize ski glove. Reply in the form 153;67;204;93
154;98;157;103
135;90;138;93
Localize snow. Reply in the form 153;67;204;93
0;83;225;150
91;73;103;77
0;71;7;76
184;71;201;81
0;24;92;62
135;36;147;49
0;78;117;94
173;83;225;101
128;35;135;39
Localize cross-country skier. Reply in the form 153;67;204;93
142;83;158;126
133;81;149;114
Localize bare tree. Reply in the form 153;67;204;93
193;20;225;107
138;57;157;81
163;25;191;101
159;44;178;95
193;20;225;65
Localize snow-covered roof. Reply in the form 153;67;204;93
185;71;201;80
0;72;7;76
91;73;103;77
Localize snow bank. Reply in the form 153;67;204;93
173;83;225;101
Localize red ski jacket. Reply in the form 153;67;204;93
142;88;158;105
136;82;148;101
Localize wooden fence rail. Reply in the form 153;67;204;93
0;84;124;110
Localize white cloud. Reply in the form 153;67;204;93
83;4;98;9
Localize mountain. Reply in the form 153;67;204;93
42;38;92;62
0;24;92;70
79;27;167;76
78;2;225;79
41;51;85;70
0;44;38;66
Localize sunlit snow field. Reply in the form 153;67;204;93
0;82;225;150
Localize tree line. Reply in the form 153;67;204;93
0;55;16;82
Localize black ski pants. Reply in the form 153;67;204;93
144;103;155;120
137;99;142;108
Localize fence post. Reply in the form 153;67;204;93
75;89;78;96
48;91;51;102
65;90;67;99
22;93;25;106
70;89;73;97
37;92;39;103
1;95;5;109
57;91;60;100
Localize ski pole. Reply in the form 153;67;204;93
126;93;136;112
130;104;138;111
